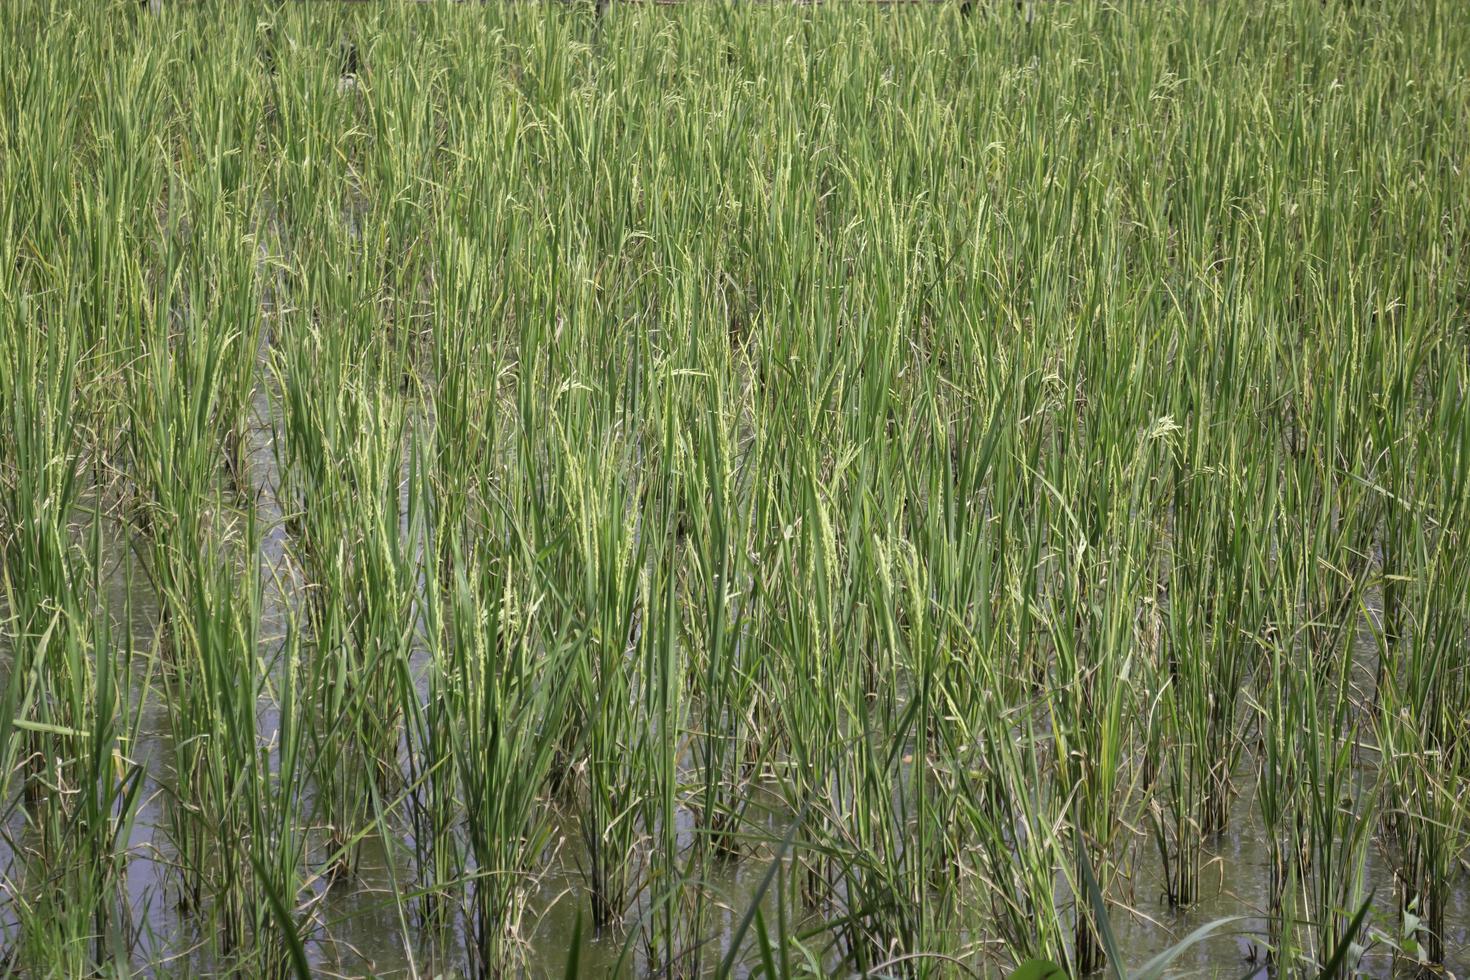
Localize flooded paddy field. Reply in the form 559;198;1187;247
3;0;1470;976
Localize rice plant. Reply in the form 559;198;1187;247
2;0;1468;975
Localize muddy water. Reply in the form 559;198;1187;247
1113;783;1470;976
7;615;1467;980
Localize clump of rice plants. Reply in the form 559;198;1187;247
3;0;1469;975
